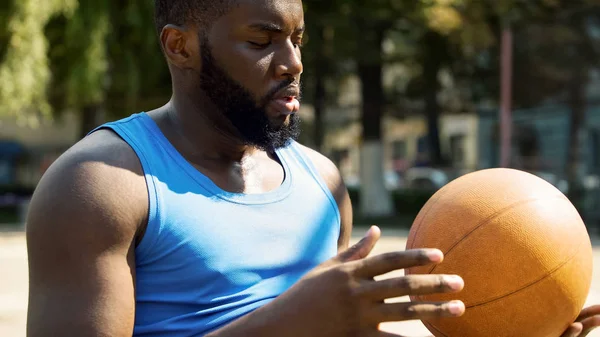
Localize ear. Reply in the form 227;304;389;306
160;24;200;69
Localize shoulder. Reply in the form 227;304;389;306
27;128;148;246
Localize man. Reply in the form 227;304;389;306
25;0;600;336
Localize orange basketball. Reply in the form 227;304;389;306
406;168;594;337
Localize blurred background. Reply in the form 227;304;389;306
0;0;600;236
3;1;600;336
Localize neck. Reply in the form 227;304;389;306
163;90;260;164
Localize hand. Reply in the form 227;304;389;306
272;226;465;337
561;305;600;337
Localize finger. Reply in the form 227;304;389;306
579;315;600;337
357;274;464;300
353;249;444;278
561;322;583;337
367;300;465;324
577;305;600;320
331;226;381;265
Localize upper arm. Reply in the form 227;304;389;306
297;144;353;252
26;131;147;337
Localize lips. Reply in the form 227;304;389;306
271;97;300;115
268;86;300;115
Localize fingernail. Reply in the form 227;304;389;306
366;226;374;236
449;301;465;315
447;276;464;290
427;249;443;263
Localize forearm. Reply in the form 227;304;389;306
205;298;296;337
205;278;327;337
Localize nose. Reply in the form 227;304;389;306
274;40;303;80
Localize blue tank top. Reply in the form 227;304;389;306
90;112;340;336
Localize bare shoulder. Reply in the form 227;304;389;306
26;128;149;262
27;128;148;240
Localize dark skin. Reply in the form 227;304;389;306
26;0;600;336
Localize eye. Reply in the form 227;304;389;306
248;41;271;49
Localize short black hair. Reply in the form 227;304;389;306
154;0;235;35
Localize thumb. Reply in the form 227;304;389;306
330;225;381;265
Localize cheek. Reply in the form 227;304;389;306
228;47;273;92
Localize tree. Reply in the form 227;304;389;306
46;0;169;138
301;1;343;151
0;0;77;122
462;2;599;198
1;0;169;137
543;6;600;205
410;1;600;178
45;0;110;138
302;0;470;216
342;0;407;217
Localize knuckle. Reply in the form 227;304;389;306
436;304;447;314
382;252;398;265
436;275;448;291
348;242;361;254
330;265;353;283
341;244;360;260
330;266;363;296
395;276;413;290
350;280;371;299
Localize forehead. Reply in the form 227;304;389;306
220;0;304;30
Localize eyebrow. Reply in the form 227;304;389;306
247;22;305;34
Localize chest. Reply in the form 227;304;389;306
137;180;340;292
188;155;286;195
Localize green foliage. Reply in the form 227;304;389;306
64;1;110;109
1;0;168;127
104;0;170;119
0;0;77;120
1;0;598;133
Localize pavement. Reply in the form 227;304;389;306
1;228;599;337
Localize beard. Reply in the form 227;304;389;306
198;37;301;152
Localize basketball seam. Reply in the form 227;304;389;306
465;244;582;308
422;245;582;337
423;320;449;337
427;194;567;275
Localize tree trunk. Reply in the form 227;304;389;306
313;72;325;151
358;25;393;217
79;104;105;139
312;26;327;152
566;67;588;207
423;31;445;167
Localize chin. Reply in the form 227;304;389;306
268;115;291;129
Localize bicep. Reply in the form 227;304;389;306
26;240;136;337
26;154;142;337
